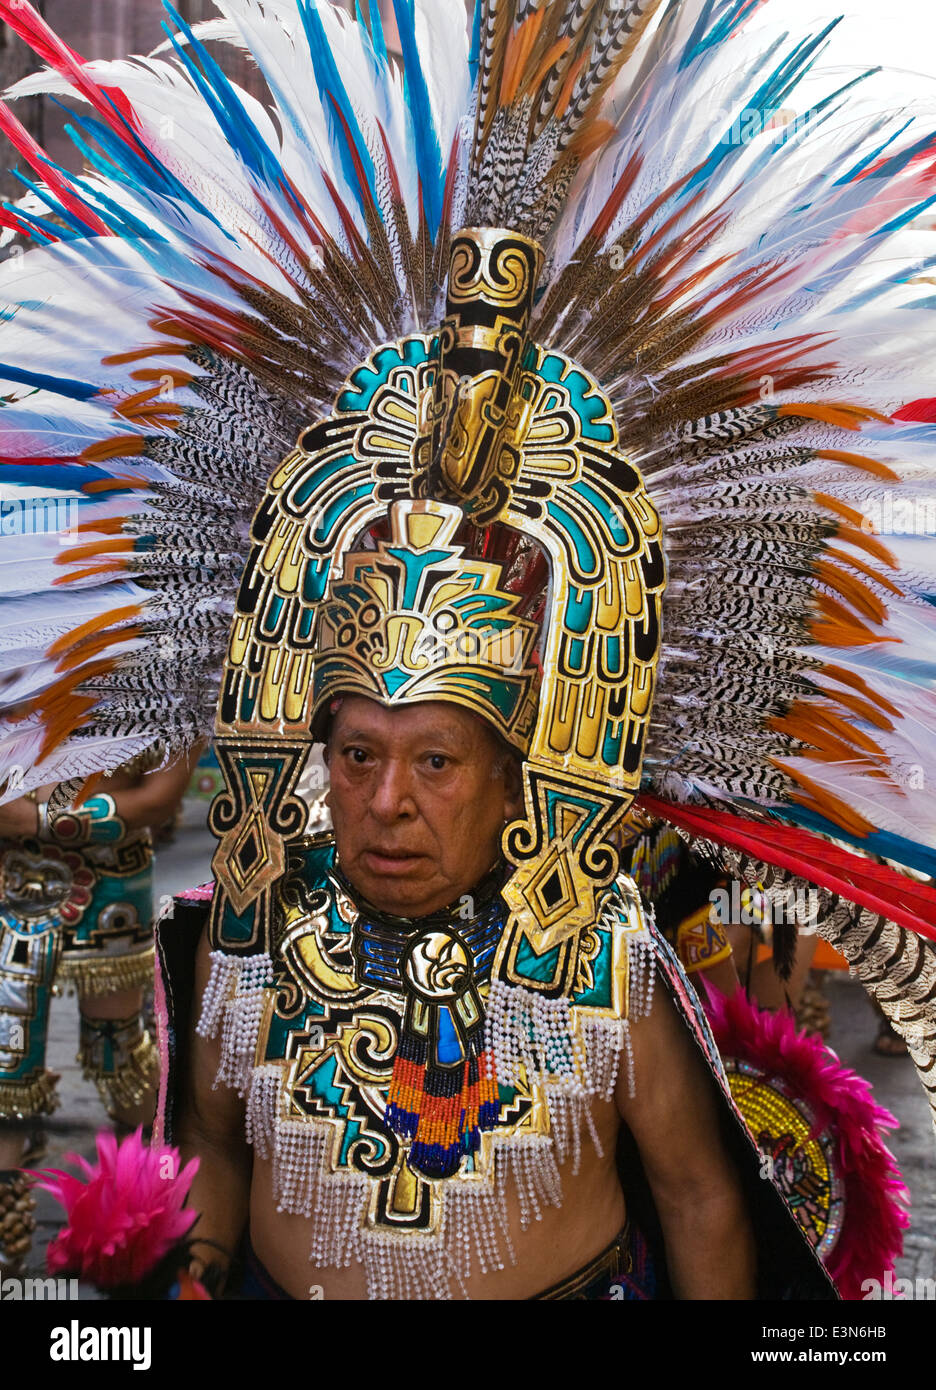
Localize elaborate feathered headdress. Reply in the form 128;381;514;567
1;0;936;1118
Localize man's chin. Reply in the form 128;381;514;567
342;860;453;919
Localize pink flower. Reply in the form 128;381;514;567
32;1128;199;1290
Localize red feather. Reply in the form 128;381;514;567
0;0;139;136
638;796;936;944
894;398;936;423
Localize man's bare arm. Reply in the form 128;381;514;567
174;923;251;1290
0;746;204;839
109;746;206;833
616;977;756;1299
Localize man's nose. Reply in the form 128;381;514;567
369;760;417;820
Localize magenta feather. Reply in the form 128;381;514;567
30;1127;198;1290
704;986;909;1300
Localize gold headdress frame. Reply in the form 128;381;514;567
208;226;665;957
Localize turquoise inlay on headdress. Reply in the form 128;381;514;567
535;352;614;443
292;450;358;508
303;558;329;604
337;337;431;413
382;668;411;697
546;499;597;573
386;546;455;608
565;587;593;636
313;482;375;543
602;724;623;764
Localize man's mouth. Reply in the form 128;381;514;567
361;847;423;872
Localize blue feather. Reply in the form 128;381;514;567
52;99;229;237
368;0;388;67
469;0;481;83
161;2;286;192
0;367;99;400
876;190;936;239
835;118;911;185
683;0;782;68
72;178;168;244
1;199;79;243
686;21;855;194
8;170;94;240
392;0;443;236
846;126;936;205
772;804;936;881
0;467;112;490
296;0;378;221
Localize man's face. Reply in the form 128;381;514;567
325;696;523;918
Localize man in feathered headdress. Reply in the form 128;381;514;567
162;225;836;1300
0;0;926;1302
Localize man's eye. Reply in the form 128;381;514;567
347;747;370;765
427;754;448;770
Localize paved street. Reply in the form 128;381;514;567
17;794;936;1298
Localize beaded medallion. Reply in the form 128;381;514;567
724;1059;845;1261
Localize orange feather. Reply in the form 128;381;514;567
819;687;895;733
54;538;134;566
73;770;105;807
523;37;570;101
835;523;897;569
80;436;145;463
808;617;899;648
128;367;195;386
54;624;142;673
555;52;587;118
813;490;870;530
815;447;898;482
566;119;616;160
52;560;129;585
771;759;876;837
102;344;189;365
81;477;150;495
814;559;888;625
823;545;902;597
778;402;891;430
38;697;98;760
74;517;127;536
821;663;901;719
47;604;143;659
500;10;545;106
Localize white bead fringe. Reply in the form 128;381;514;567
197;949;271;1096
245;1065;566;1300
